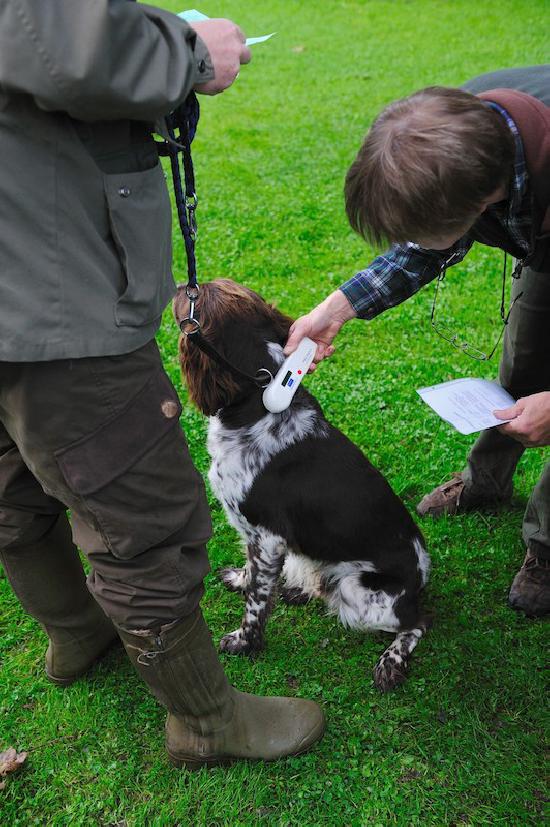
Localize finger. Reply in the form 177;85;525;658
284;327;301;355
494;404;519;420
240;44;252;64
194;82;218;96
314;344;325;362
497;420;525;440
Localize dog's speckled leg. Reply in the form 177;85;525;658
373;622;428;691
219;532;286;656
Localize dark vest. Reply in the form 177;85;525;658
462;65;550;272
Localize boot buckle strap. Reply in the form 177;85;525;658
137;651;161;666
124;641;163;666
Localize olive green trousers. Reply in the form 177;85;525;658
462;266;550;558
0;340;211;629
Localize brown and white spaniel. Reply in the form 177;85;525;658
174;279;430;690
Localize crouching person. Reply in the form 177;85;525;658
285;65;550;617
0;0;324;768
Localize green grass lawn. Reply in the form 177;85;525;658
1;1;548;824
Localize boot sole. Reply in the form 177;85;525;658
167;753;235;770
45;670;82;687
508;599;549;618
167;718;326;770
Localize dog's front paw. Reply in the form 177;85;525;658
219;628;263;657
373;653;409;692
219;567;247;594
219;629;252;656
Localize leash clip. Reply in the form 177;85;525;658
185;284;199;323
180;285;200;336
186;193;198;240
179;317;201;336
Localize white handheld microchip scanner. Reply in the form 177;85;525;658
262;337;317;413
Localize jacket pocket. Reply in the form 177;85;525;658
55;369;204;560
104;163;175;327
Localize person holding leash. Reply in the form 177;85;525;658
0;0;324;769
286;65;550;618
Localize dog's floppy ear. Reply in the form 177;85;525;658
175;282;244;415
178;334;241;415
262;301;293;347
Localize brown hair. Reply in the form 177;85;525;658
345;86;515;246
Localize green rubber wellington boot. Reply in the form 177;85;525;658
118;608;326;769
0;514;118;685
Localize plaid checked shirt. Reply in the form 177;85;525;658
340;103;532;320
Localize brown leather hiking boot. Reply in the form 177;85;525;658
417;473;466;518
417;473;511;518
508;550;550;617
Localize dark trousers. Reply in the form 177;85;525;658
0;341;211;629
462;266;550;558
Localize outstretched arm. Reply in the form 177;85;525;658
285;239;472;364
285;289;356;366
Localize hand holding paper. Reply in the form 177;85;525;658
188;18;250;94
178;9;275;94
417;378;516;435
494;391;550;447
180;10;276;47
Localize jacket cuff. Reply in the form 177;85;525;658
192;33;215;85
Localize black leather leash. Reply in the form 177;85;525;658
162;94;271;389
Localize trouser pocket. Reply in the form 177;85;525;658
55;369;209;560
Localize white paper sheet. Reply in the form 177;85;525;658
179;8;209;22
179;10;276;46
417;378;515;435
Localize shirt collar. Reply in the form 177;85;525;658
486;101;528;218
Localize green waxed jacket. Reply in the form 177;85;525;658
0;0;213;361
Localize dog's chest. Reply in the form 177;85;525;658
207;426;260;521
206;407;326;532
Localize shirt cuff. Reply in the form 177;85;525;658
339;277;385;321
